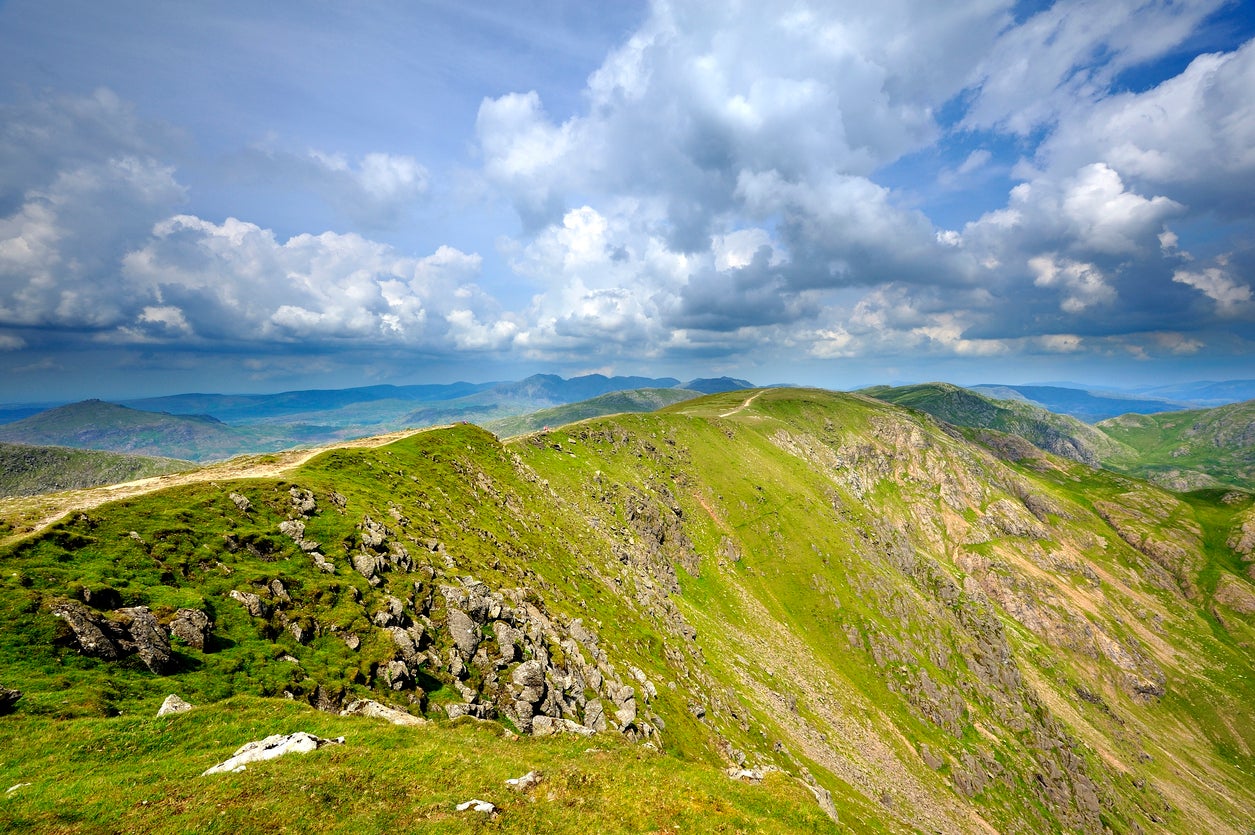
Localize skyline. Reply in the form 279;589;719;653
2;0;1254;401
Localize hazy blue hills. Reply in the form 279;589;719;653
0;400;328;463
1131;379;1255;408
682;376;755;393
970;384;1184;422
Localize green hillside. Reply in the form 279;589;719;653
1098;399;1255;490
0;442;193;497
485;387;701;437
1;388;1252;832
863;382;1132;465
0;400;328;462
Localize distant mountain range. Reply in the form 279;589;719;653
0;374;756;463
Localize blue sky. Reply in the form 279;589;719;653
1;0;1253;400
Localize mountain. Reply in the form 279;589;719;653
1132;379;1255;408
970;384;1183;422
682;376;755;394
485;387;702;437
0;400;326;462
0;442;193;497
1;388;1252;832
119;382;497;424
862;382;1131;465
1098;399;1255;490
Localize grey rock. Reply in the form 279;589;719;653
289;488;317;516
582;698;608;732
170;608;211;650
455;799;495;814
51;600;119;660
157;694;193;716
506;771;543;790
202;732;343;776
447;608;480;659
229;492;251;513
229;590;270;619
493;621;521;662
512;659;547;705
115;606;173;674
311;552;336;574
383;660;411;690
615;696;637;728
269;579;291;603
341;699;426;726
445;703;493;720
0;686;21;714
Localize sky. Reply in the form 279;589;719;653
1;0;1253;401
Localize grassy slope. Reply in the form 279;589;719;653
0;442;193;497
0;388;1252;832
1098;400;1255;490
863;382;1131;464
485;388;701;437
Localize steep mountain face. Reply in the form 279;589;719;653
0;443;192;497
1;389;1252;832
863;383;1132;465
1098;400;1255;490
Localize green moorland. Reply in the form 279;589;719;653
1098;399;1255;491
0;442;193;498
0;388;1253;833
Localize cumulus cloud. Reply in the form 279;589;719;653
120;215;506;350
1173;259;1254;316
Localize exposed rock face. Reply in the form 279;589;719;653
115;607;173;673
170;608;211;650
50;600;173;673
157;694;193;716
51;600;119;661
201;732;344;776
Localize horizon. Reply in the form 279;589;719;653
2;1;1254;402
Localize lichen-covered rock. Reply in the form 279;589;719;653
447;608;480;660
116;606;173;673
50;600;119;661
170;608;211;650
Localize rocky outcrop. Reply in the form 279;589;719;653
50;600;174;673
201;732;344;776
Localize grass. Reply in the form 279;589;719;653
0;696;834;834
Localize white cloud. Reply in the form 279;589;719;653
1172;260;1254;316
1029;255;1116;313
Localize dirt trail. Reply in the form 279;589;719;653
719;390;764;418
0;426;444;546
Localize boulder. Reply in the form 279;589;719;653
447;608;480;659
340;699;426;726
289;488;317;516
455;799;495;814
170;608;211;650
50;600;119;660
229;590;270;619
228;492;251;513
512;659;547;705
202;732;343;776
157;694;193;716
0;686;21;715
115;607;173;674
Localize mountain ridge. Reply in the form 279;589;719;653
1;388;1251;832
